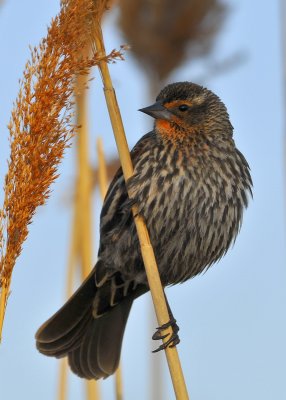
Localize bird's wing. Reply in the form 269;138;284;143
91;131;156;315
99;131;155;250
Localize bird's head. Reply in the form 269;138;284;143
139;82;232;142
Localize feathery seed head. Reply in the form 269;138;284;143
0;0;122;289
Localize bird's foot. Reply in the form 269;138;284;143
152;317;180;353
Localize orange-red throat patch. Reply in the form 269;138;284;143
155;115;198;142
156;119;172;133
155;118;183;140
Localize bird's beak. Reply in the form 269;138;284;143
139;101;173;120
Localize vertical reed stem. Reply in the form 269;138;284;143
75;72;93;280
92;23;189;400
75;63;99;400
57;191;80;400
115;366;123;400
58;359;68;400
86;381;99;399
96;137;109;198
96;137;124;400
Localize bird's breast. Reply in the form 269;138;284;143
134;150;245;283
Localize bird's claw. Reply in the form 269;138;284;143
152;317;180;353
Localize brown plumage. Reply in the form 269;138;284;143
36;82;252;379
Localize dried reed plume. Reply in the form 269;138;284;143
118;0;227;84
0;0;122;338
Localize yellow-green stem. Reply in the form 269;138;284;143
97;137;123;400
115;364;123;400
96;137;109;198
96;137;124;400
58;359;68;400
86;380;100;399
57;192;80;400
75;71;93;280
75;59;99;400
92;23;189;400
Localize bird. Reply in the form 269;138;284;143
36;81;252;380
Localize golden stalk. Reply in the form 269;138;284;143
75;63;100;400
65;205;80;300
75;71;93;280
92;22;189;400
86;381;99;399
114;366;123;400
57;189;80;400
92;157;120;192
96;137;109;198
57;2;116;398
58;359;68;400
96;137;123;400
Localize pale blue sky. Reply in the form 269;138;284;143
0;1;285;399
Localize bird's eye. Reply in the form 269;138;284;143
178;104;189;112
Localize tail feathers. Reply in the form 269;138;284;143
68;297;133;379
36;265;134;379
36;307;92;357
36;266;144;379
36;269;96;349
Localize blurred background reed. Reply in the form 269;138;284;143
0;0;285;399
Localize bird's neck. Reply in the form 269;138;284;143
155;119;197;143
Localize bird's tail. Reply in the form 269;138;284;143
35;269;133;379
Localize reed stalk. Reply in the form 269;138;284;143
75;71;93;281
96;137;109;198
58;359;69;400
86;381;99;399
57;188;80;400
114;366;123;400
91;21;189;400
75;63;100;400
96;137;123;400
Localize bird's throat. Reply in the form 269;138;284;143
156;119;173;134
155;118;191;142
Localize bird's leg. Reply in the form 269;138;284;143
152;292;180;353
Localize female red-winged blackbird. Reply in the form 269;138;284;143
36;82;252;380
